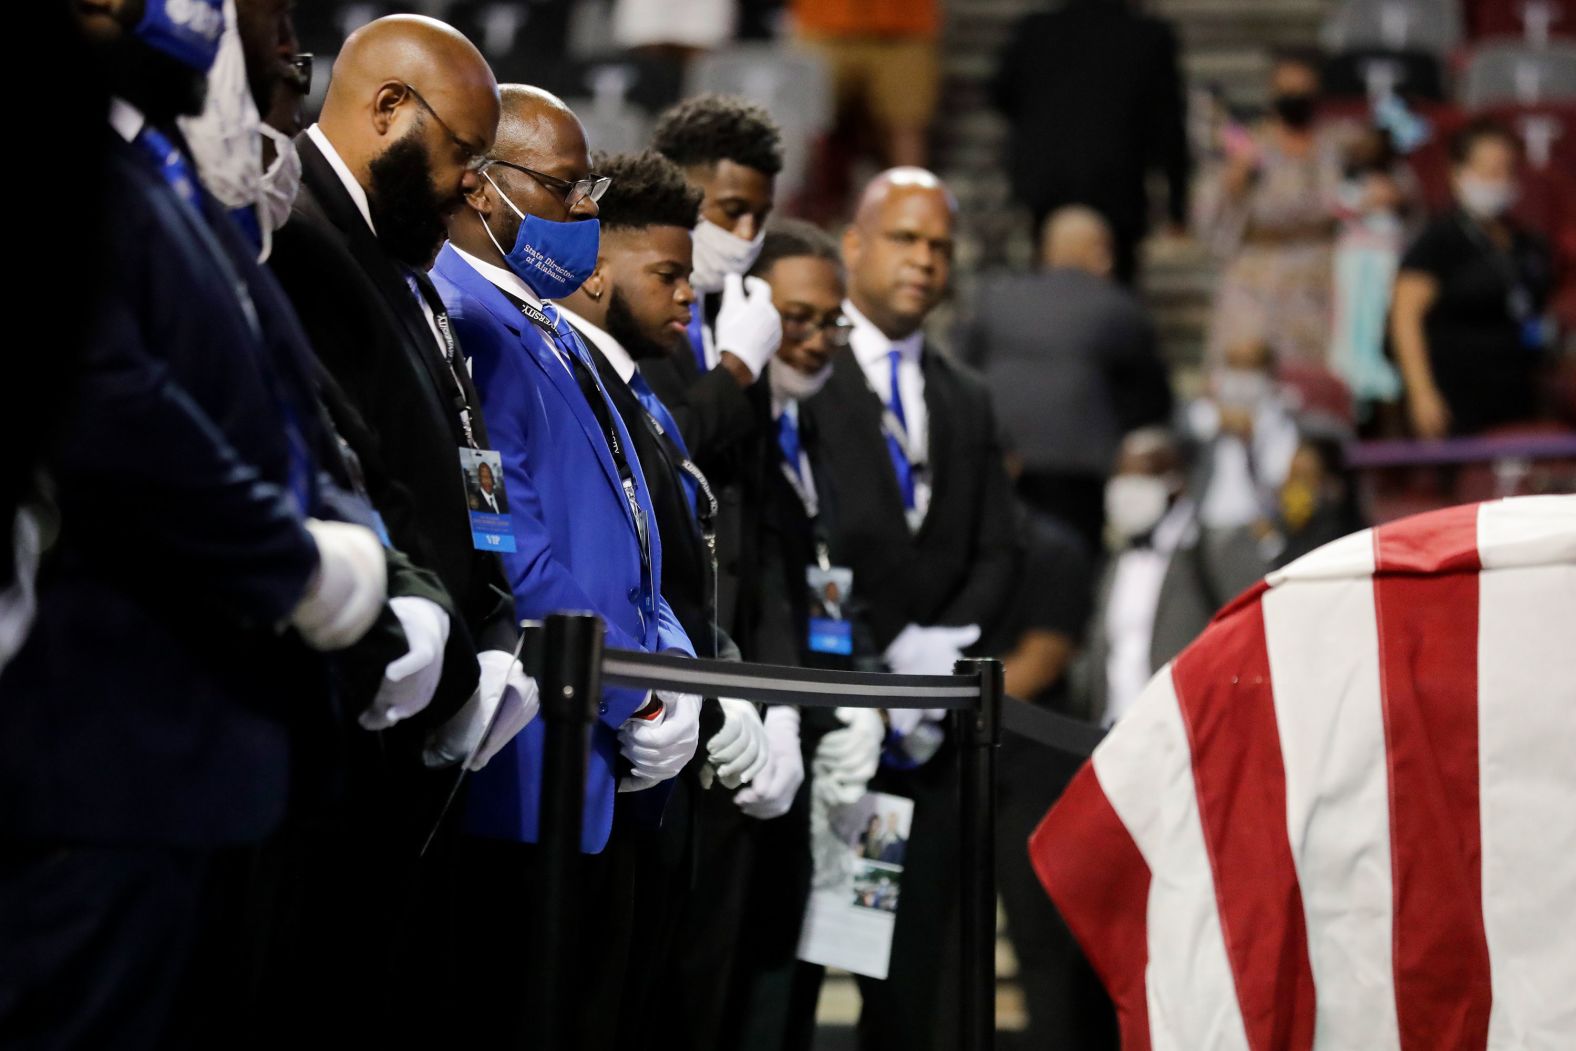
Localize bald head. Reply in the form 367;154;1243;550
1040;206;1113;277
318;15;498;185
843;168;956;340
452;84;598;265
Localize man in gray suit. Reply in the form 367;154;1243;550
1077;428;1267;726
957;207;1172;552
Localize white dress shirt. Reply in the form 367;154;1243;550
1103;497;1195;727
109;97;145;143
306;124;456;366
845;298;930;525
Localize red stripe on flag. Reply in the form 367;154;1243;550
1030;767;1153;1051
1172;604;1317;1051
1373;516;1492;1050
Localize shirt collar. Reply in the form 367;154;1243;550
109;97;145;143
845;298;923;369
449;243;544;311
553;303;636;383
305;124;375;233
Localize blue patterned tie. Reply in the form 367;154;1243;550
686;292;709;371
133;125;200;207
885;348;916;510
778;407;802;482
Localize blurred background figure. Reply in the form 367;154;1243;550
1391;117;1554;438
960;205;1173;553
1186;338;1302;533
991;0;1190;286
1196;49;1341;370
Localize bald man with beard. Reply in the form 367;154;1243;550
257;16;540;1047
791;168;1020;1051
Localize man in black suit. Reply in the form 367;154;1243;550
261;14;537;1043
991;0;1190;284
0;4;388;1046
798;168;1021;1051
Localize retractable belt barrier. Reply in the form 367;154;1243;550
516;613;1104;1051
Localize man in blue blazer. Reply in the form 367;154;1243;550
431;84;698;1050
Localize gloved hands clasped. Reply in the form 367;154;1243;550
422;648;539;771
290;518;387;651
812;706;885;806
704;697;770;789
360;595;450;731
735;705;805;819
618;690;701;792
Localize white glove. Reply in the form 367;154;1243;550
706;697;770;789
359;596;450;730
885;705;949;738
812;706;884;807
883;622;981;676
618;690;701;792
291;519;387;651
422;649;539;771
736;705;805;820
714;273;781;379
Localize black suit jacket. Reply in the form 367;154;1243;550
269;134;514;663
802;344;1021;652
0;132;324;846
635;309;758;483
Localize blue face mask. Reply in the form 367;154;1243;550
481;171;600;300
135;0;226;73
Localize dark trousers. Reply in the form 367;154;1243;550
996;735;1118;1050
0;843;207;1050
1016;470;1107;557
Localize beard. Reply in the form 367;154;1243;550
605;287;689;362
105;37;209;121
366;123;451;268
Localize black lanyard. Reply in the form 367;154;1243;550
1456;213;1534;322
409;270;480;448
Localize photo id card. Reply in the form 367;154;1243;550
460;447;515;553
806;565;854;655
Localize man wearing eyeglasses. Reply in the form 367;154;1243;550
262;13;542;1046
431;86;700;1051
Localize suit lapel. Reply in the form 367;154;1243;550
436;249;631;506
296;135;466;444
824;348;911;538
916;344;953;540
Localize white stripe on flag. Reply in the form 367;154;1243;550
1477;526;1576;1050
1262;564;1402;1051
1091;666;1250;1051
1476;494;1576;571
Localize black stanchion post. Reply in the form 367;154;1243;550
956;657;1004;1051
528;611;604;1050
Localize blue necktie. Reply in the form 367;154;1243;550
686;292;709;371
631;370;700;517
884;348;916;510
132;125;200;207
778;408;802;481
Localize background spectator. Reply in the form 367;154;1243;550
1185;338;1302;533
991;0;1189;285
959;206;1173;552
1196;50;1341;369
1267;430;1365;569
1390;118;1555;438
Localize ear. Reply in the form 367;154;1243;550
464;176;492;217
841;224;862;270
581;256;611;300
371;82;406;137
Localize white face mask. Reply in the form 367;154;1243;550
1214;367;1274;410
690;219;766;293
177;0;260;211
1458;176;1517;220
1105;474;1172;543
768;354;833;402
257;123;303;234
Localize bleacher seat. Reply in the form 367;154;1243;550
1465;0;1574;45
1322;48;1449;101
1463;40;1576;106
1322;0;1465;55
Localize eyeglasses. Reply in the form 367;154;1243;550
286;53;313;95
400;82;487;171
481;159;611;211
782;312;853;349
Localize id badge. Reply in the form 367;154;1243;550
460;447;516;552
807;564;854;655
